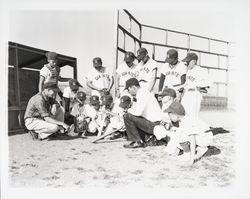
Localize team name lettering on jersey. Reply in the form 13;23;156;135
121;71;138;78
187;75;195;82
165;71;181;78
140;67;150;73
95;74;110;81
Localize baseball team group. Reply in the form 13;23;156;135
24;47;213;166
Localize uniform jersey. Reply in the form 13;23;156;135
137;58;158;88
85;67;112;90
40;64;60;85
160;62;187;89
63;86;86;110
116;62;139;87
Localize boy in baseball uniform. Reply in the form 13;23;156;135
162;101;213;165
177;52;212;118
69;91;88;137
85;57;114;98
136;48;158;93
158;49;187;101
115;51;139;98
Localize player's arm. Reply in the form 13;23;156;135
107;76;114;92
58;76;71;82
115;72;121;97
158;73;166;92
86;80;102;91
38;76;45;93
148;68;157;92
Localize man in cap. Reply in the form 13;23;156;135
115;51;139;98
136;48;158;93
158;49;187;101
177;52;212;118
157;101;213;165
24;82;69;140
122;78;162;148
39;51;71;96
63;79;91;125
85;57;114;98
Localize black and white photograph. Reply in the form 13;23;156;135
1;0;250;199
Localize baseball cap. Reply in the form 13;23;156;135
76;91;86;102
182;52;198;62
124;51;136;62
69;79;80;91
165;101;185;116
93;57;102;67
101;94;113;106
165;49;178;63
119;95;132;109
161;87;176;98
125;78;140;90
46;51;57;60
90;95;100;105
136;48;148;60
43;82;60;92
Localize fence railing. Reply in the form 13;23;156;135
115;9;231;99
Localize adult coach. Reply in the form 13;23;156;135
178;52;212;118
24;82;69;140
136;48;158;93
85;57;114;98
115;51;138;98
123;78;162;148
158;49;187;101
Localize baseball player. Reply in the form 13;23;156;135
158;49;187;101
39;51;71;97
136;48;158;93
115;51;139;98
85;57;114;98
177;52;212;118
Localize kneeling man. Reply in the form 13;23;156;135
24;82;69;140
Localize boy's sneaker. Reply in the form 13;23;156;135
29;130;38;140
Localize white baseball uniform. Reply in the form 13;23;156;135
85;67;112;97
116;61;139;96
160;61;187;90
181;65;212;118
137;58;158;91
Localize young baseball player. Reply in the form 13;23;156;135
159;101;213;165
158;49;187;101
85;57;114;98
39;51;71;96
136;48;158;93
84;95;102;134
115;51;139;98
69;91;88;137
177;52;212;118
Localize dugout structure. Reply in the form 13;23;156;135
8;42;77;134
115;10;231;110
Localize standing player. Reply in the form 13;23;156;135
158;49;187;101
39;51;71;96
115;51;138;98
85;57;114;98
136;48;158;93
178;52;212;118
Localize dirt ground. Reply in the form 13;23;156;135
8;111;236;188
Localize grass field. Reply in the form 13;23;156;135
8;111;236;188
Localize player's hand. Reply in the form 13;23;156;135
61;122;69;130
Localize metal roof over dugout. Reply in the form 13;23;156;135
8;41;77;134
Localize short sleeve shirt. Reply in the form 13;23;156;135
116;62;139;87
137;58;158;83
160;62;187;89
85;67;112;89
40;64;61;85
63;86;86;109
24;93;53;120
70;103;87;117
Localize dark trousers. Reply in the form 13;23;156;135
123;113;159;142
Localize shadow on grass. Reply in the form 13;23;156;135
204;146;221;157
210;127;230;136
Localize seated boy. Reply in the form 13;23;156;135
159;101;213;165
69;91;88;137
